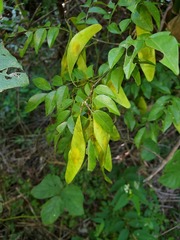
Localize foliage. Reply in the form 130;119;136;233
31;174;84;224
23;0;180;185
0;0;180;238
0;42;29;92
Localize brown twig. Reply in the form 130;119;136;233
144;137;180;182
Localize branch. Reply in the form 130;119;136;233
144;137;180;182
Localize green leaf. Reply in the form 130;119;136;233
41;196;64;225
159;150;180;189
110;66;124;91
141;138;160;161
118;228;129;240
88;6;107;15
118;0;140;12
104;145;112;172
132;66;141;86
56;122;67;134
67;24;102;76
107;22;121;34
169;99;180;125
144;1;160;30
114;87;131;108
146;32;179;75
47;27;60;48
33;28;47;54
19;31;33;57
124;110;136;131
45;91;56;116
67;116;75;134
123;39;144;79
93;110;120;140
65;116;86;184
52;75;63;86
87;139;96;171
25;93;47;112
108;46;125;69
33;77;51;91
131;5;153;32
94;84;115;98
93;94;120;116
114;193;129;211
0;43;29;92
61;185;84;215
133;230;156;240
57;110;70;124
134;127;146;148
162;111;172;133
119;19;131;32
148;104;164;121
0;0;4;14
31;174;63;199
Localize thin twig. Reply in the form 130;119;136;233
144;137;180;182
159;223;180;236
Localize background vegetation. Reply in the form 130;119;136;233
0;0;180;239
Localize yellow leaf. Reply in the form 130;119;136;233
93;117;110;166
65;115;86;184
67;24;102;76
136;26;156;82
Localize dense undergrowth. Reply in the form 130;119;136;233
0;0;180;239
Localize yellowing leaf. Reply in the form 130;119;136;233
136;26;156;82
77;50;87;76
137;96;147;114
108;82;131;109
104;145;112;172
93;117;110;166
65;116;86;184
67;24;102;76
87;139;96;171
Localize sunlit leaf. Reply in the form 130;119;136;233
108;82;131;109
108;46;125;69
131;5;153;32
65;116;86;183
0;0;4;14
47;27;60;48
33;77;51;91
119;19;131;32
93;94;120;115
25;93;47;112
45;90;56;115
94;84;115;98
33;28;47;54
146;32;179;75
136;26;156;82
67;24;102;76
